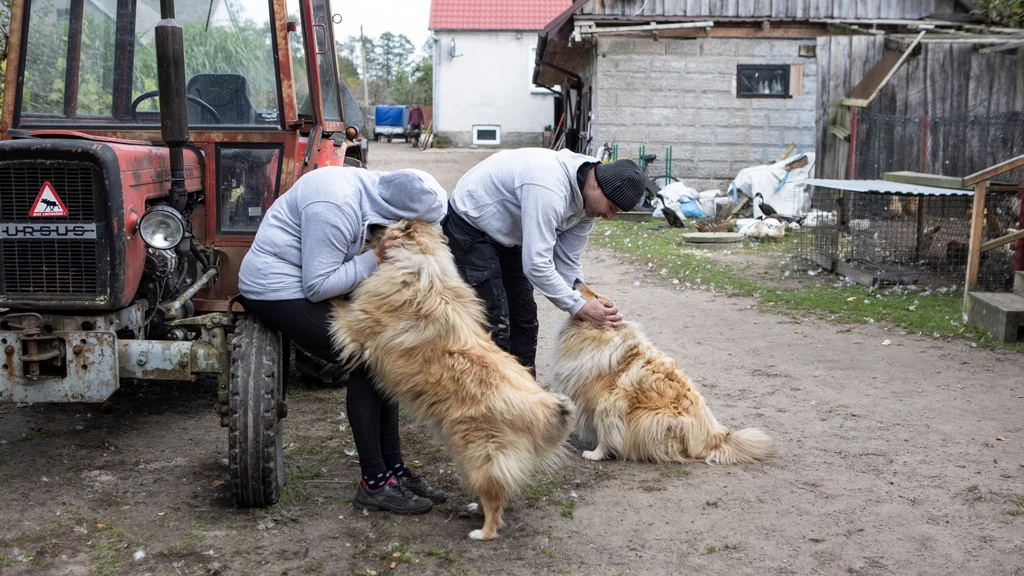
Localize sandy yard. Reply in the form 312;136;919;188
1;142;1022;576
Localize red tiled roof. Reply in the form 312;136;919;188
429;0;572;31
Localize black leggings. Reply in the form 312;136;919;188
244;297;404;480
442;209;539;372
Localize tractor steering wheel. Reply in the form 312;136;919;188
130;90;222;125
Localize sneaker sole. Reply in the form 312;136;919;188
352;495;433;515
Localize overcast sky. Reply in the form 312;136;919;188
332;0;434;51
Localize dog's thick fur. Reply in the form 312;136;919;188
329;220;575;541
550;282;774;465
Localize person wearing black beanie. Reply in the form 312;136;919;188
443;148;644;376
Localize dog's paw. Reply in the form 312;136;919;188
468;529;485;540
465;503;479;514
581;450;605;461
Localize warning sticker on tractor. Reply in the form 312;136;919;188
29;182;69;217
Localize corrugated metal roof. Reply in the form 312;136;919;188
429;0;572;31
805;178;972;196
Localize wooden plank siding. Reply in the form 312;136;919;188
817;39;1024;179
579;0;952;19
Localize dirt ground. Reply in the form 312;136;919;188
2;143;1023;576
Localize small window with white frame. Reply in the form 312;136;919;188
472;125;501;146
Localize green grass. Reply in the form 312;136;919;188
1009;496;1024;516
537;547;555;558
659;467;692;478
521;476;557;501
421;547;458;566
705;499;720;508
592;221;1024;351
641;484;666;492
809;537;826;543
558;498;576;518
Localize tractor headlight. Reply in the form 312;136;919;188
139;205;186;250
345;126;359;140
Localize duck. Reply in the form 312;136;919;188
740;217;769;239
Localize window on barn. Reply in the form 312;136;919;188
736;65;791;98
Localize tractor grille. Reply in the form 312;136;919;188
1;240;101;294
0;160;96;222
0;160;105;300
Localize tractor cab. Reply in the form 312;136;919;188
0;0;364;506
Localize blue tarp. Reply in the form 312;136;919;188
375;105;408;127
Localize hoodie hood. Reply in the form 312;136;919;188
363;168;448;227
554;148;601;197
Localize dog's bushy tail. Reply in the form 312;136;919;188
536;393;576;471
706;428;775;465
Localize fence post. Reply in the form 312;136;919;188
847;108;859;179
965;180;989;298
919;114;929;173
1018;175;1024;271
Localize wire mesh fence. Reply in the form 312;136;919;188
794;186;1021;292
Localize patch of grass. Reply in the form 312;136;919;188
553;565;571;574
659;467;692;478
558;498;576;518
1008;495;1024;516
521;476;557;501
304;565;318;573
421;547;457;566
0;556;11;567
705;499;720;508
809;537;826;543
641;484;666;492
385;544;418;566
537;547;555;558
705;543;735;554
592;221;1024;351
185;531;204;545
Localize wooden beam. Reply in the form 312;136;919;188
980;229;1024;253
842;31;925;108
883;171;968;190
964;180;988;294
962;154;1024;187
776;143;796;162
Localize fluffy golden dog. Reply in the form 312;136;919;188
550;282;774;465
329;220;575;541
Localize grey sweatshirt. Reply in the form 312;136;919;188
238;166;447;302
449;148;599;315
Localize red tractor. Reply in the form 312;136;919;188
0;0;365;506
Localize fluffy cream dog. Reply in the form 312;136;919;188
550;282;774;465
329;220;575;541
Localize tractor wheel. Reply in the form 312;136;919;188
229;313;286;508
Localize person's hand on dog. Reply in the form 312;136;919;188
373;229;404;264
575;298;622;327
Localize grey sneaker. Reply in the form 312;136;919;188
353;476;433;515
400;474;447;504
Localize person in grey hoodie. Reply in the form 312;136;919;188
442;148;646;374
239;166;448;515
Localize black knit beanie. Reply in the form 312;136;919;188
594;159;645;211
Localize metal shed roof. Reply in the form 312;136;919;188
804;178;972;196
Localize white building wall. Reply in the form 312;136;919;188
433;30;557;147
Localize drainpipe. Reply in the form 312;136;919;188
430;33;440;133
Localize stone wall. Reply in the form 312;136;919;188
593;36;818;191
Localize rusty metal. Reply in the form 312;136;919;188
273;0;298;128
64;0;85;120
111;0;138;121
210;325;231;426
0;330;119;403
118;338;222;381
0;0;26;133
161;267;220;320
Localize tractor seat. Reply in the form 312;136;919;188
641;153;657;163
186;73;258;125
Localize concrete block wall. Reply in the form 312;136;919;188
593;36;818;191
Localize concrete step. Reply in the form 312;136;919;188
1015;271;1024;298
966;291;1024;344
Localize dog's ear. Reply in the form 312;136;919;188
574;280;600;301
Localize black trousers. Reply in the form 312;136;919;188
245;297;404;480
442;208;539;372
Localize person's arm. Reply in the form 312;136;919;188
553;218;594;287
519;187;586;316
300;201;378;302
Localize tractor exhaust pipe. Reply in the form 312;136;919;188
155;0;189;211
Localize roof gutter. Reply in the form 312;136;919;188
532;32;582;91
